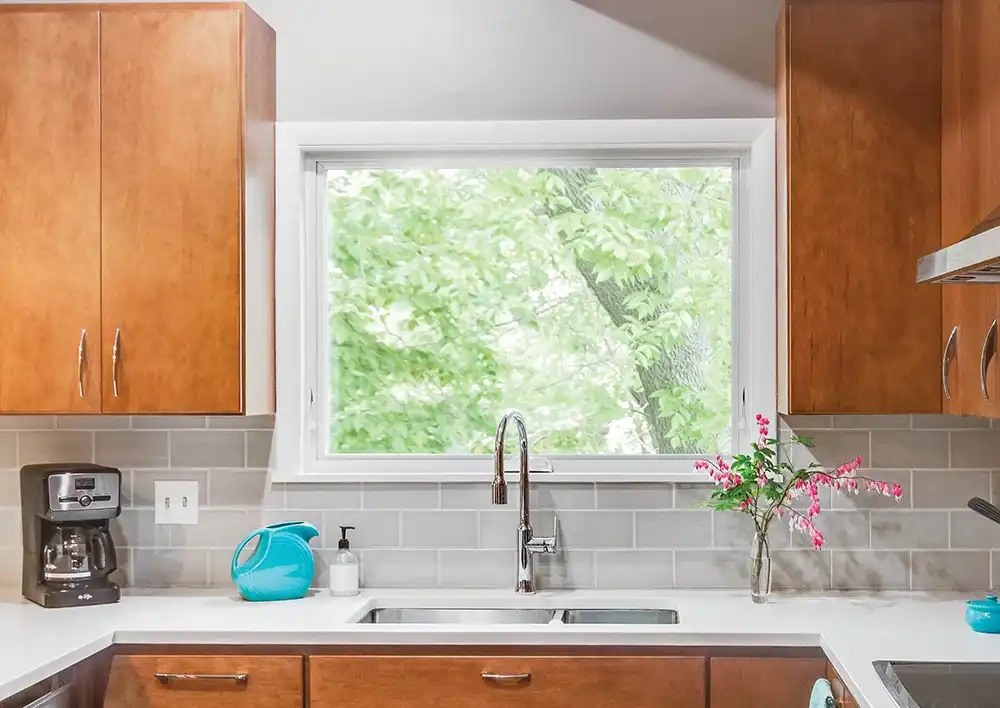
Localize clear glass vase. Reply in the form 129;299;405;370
749;530;772;604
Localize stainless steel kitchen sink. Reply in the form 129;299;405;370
355;607;679;625
356;608;558;624
560;608;679;625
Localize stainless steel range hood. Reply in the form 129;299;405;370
917;220;1000;283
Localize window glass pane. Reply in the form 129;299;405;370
325;166;732;456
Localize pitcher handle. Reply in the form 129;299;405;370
231;528;271;580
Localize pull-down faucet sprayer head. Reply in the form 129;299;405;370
491;474;508;505
492;412;512;505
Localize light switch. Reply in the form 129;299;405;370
154;480;199;525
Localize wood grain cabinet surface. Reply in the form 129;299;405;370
710;657;827;708
0;10;102;414
309;655;706;708
0;2;275;415
827;662;859;708
941;0;1000;418
103;655;302;708
777;0;943;414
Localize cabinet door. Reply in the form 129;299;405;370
310;656;705;708
941;0;1000;418
100;8;243;413
827;663;859;708
710;657;827;708
0;10;101;413
779;1;942;414
103;655;302;708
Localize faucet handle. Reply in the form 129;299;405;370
528;515;559;555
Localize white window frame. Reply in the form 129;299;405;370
273;120;776;483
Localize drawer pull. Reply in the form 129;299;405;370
481;671;530;683
154;673;249;685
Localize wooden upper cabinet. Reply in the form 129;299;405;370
710;657;827;708
103;655;302;708
777;0;943;414
941;0;1000;418
0;10;102;413
309;655;706;708
100;4;275;414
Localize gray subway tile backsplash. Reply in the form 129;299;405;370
19;431;93;465
871;511;949;550
595;550;673;589
597;483;674;510
832;551;910;590
790;511;869;550
912;551;990;591
440;550;515;588
170;431;246;468
321;510;400;549
96;431;169;468
400;510;477;548
950;429;1000;468
912;469;991;508
870;430;950;469
675;550;747;588
363;483;439;509
635;511;712;548
360;549;438;587
772;550;832;590
1;413;1000;592
950;510;1000;549
556;510;633;548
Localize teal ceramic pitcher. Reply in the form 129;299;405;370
231;521;318;602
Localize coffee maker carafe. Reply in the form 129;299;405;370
21;464;121;608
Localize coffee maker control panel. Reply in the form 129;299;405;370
47;472;119;512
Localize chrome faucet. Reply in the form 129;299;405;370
491;411;558;594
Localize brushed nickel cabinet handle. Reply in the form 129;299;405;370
77;329;86;398
943;325;958;400
481;671;530;683
111;328;121;398
981;320;997;401
154;673;248;684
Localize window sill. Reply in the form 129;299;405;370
272;467;714;485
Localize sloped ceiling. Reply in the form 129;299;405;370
573;0;785;90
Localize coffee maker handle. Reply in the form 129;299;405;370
231;528;271;580
94;530;116;572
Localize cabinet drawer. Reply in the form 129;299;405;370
103;655;301;708
310;656;705;708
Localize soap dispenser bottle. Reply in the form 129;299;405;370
329;525;359;597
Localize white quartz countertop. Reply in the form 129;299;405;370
0;588;992;708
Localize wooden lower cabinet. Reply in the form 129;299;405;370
102;655;302;708
710;657;827;708
309;655;706;708
827;663;859;708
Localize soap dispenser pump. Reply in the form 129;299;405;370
329;525;359;597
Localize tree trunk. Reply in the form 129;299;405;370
544;167;707;454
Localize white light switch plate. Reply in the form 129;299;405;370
154;480;199;525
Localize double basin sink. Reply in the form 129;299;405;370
357;607;679;625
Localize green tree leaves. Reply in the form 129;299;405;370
325;166;732;456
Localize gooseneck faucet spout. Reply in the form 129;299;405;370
491;411;558;594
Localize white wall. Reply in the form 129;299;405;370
1;0;779;121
